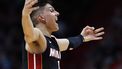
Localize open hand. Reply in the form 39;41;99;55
81;26;104;42
22;0;39;16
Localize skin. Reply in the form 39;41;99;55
22;0;105;54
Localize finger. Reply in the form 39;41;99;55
25;0;33;5
82;26;90;32
95;32;104;37
29;0;38;6
86;25;90;27
26;0;38;8
95;27;104;33
94;37;103;40
84;26;90;29
32;6;39;11
91;27;95;30
87;26;95;30
86;29;94;34
84;26;94;30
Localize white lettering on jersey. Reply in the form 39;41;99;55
49;48;61;59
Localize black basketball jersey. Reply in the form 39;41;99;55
42;36;61;69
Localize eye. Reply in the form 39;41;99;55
50;8;55;12
50;9;54;12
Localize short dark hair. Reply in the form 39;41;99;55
30;0;52;26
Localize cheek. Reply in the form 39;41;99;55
45;15;55;24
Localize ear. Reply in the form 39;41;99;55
37;15;46;24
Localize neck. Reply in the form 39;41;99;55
36;24;52;37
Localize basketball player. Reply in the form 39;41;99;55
22;0;104;69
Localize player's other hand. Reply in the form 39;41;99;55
81;26;104;42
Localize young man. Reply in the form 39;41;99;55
22;0;104;69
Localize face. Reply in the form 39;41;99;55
39;3;60;32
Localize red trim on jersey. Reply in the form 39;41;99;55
27;52;42;69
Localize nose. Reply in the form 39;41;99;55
55;11;60;16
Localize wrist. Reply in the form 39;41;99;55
22;13;30;17
22;10;30;17
83;37;91;42
80;34;85;42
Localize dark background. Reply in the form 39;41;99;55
0;0;122;69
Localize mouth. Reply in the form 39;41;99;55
55;17;58;23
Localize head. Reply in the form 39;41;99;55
31;0;60;33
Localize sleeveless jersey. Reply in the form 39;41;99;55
27;36;61;69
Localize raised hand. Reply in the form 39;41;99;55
81;26;104;42
22;0;39;16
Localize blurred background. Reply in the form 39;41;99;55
0;0;122;69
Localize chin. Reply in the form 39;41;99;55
53;27;59;32
56;26;59;30
55;28;59;31
56;28;59;31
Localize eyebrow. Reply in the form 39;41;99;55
48;7;54;9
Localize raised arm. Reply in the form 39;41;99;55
22;0;39;42
56;26;104;52
22;0;46;53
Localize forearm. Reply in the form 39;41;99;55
22;14;35;40
67;35;84;49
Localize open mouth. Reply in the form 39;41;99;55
55;19;58;23
55;17;58;23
